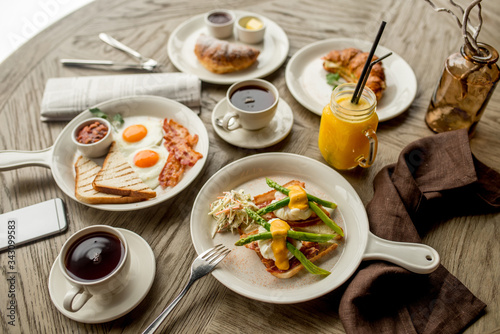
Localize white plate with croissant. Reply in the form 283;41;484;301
167;11;289;85
285;38;417;122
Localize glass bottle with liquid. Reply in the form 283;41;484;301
318;83;378;170
425;43;499;135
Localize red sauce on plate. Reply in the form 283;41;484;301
76;121;108;144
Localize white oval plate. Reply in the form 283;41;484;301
167;10;289;85
285;38;417;121
1;96;209;211
190;153;369;304
60;96;209;211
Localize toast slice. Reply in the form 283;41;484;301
274;243;338;279
74;156;145;204
92;142;156;198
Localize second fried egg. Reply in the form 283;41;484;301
127;145;168;190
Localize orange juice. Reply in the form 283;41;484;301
318;83;378;170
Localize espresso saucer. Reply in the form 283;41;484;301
212;98;293;149
48;228;156;324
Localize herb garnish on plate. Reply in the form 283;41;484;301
90;107;124;131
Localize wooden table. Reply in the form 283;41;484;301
1;0;499;333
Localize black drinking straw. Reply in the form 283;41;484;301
357;51;393;99
351;21;387;104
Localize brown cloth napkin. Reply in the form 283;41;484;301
339;129;500;334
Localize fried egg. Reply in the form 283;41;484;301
127;145;168;190
116;119;163;154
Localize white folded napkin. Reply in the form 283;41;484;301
40;73;201;121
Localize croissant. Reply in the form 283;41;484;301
322;48;386;100
194;34;260;74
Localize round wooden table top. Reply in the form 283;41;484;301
1;0;499;333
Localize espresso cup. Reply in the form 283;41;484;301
58;225;131;312
222;79;279;131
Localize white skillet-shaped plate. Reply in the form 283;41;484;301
285;38;417;121
167;10;289;85
190;153;439;304
0;96;209;211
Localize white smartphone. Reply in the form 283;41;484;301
0;198;68;252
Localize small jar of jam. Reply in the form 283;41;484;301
204;9;235;39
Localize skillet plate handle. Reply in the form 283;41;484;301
0;147;53;171
364;232;440;274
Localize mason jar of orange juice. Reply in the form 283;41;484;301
318;83;378;170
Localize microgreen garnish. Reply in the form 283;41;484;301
89;107;107;119
90;107;124;131
326;72;341;90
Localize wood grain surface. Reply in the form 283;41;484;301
1;0;499;333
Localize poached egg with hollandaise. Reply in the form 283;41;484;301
273;185;312;221
257;219;302;270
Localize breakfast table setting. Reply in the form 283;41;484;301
1;0;500;333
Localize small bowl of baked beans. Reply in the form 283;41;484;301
72;117;113;158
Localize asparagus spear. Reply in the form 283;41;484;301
256;197;290;215
265;177;291;195
235;230;339;246
257;179;343;237
265;178;337;209
287;242;331;275
245;208;271;230
305;193;337;210
309;201;344;237
235;232;272;245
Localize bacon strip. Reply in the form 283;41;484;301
162;119;203;166
159;154;185;188
158;119;203;188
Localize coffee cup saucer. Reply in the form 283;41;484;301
211;98;293;149
48;228;155;323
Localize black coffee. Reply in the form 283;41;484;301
64;232;124;282
230;85;275;112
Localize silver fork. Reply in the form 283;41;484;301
142;244;230;334
98;33;159;71
60;33;159;72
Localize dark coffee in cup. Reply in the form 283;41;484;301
223;79;279;131
229;85;275;112
64;232;124;282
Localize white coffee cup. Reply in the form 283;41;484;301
222;79;279;131
59;225;131;312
